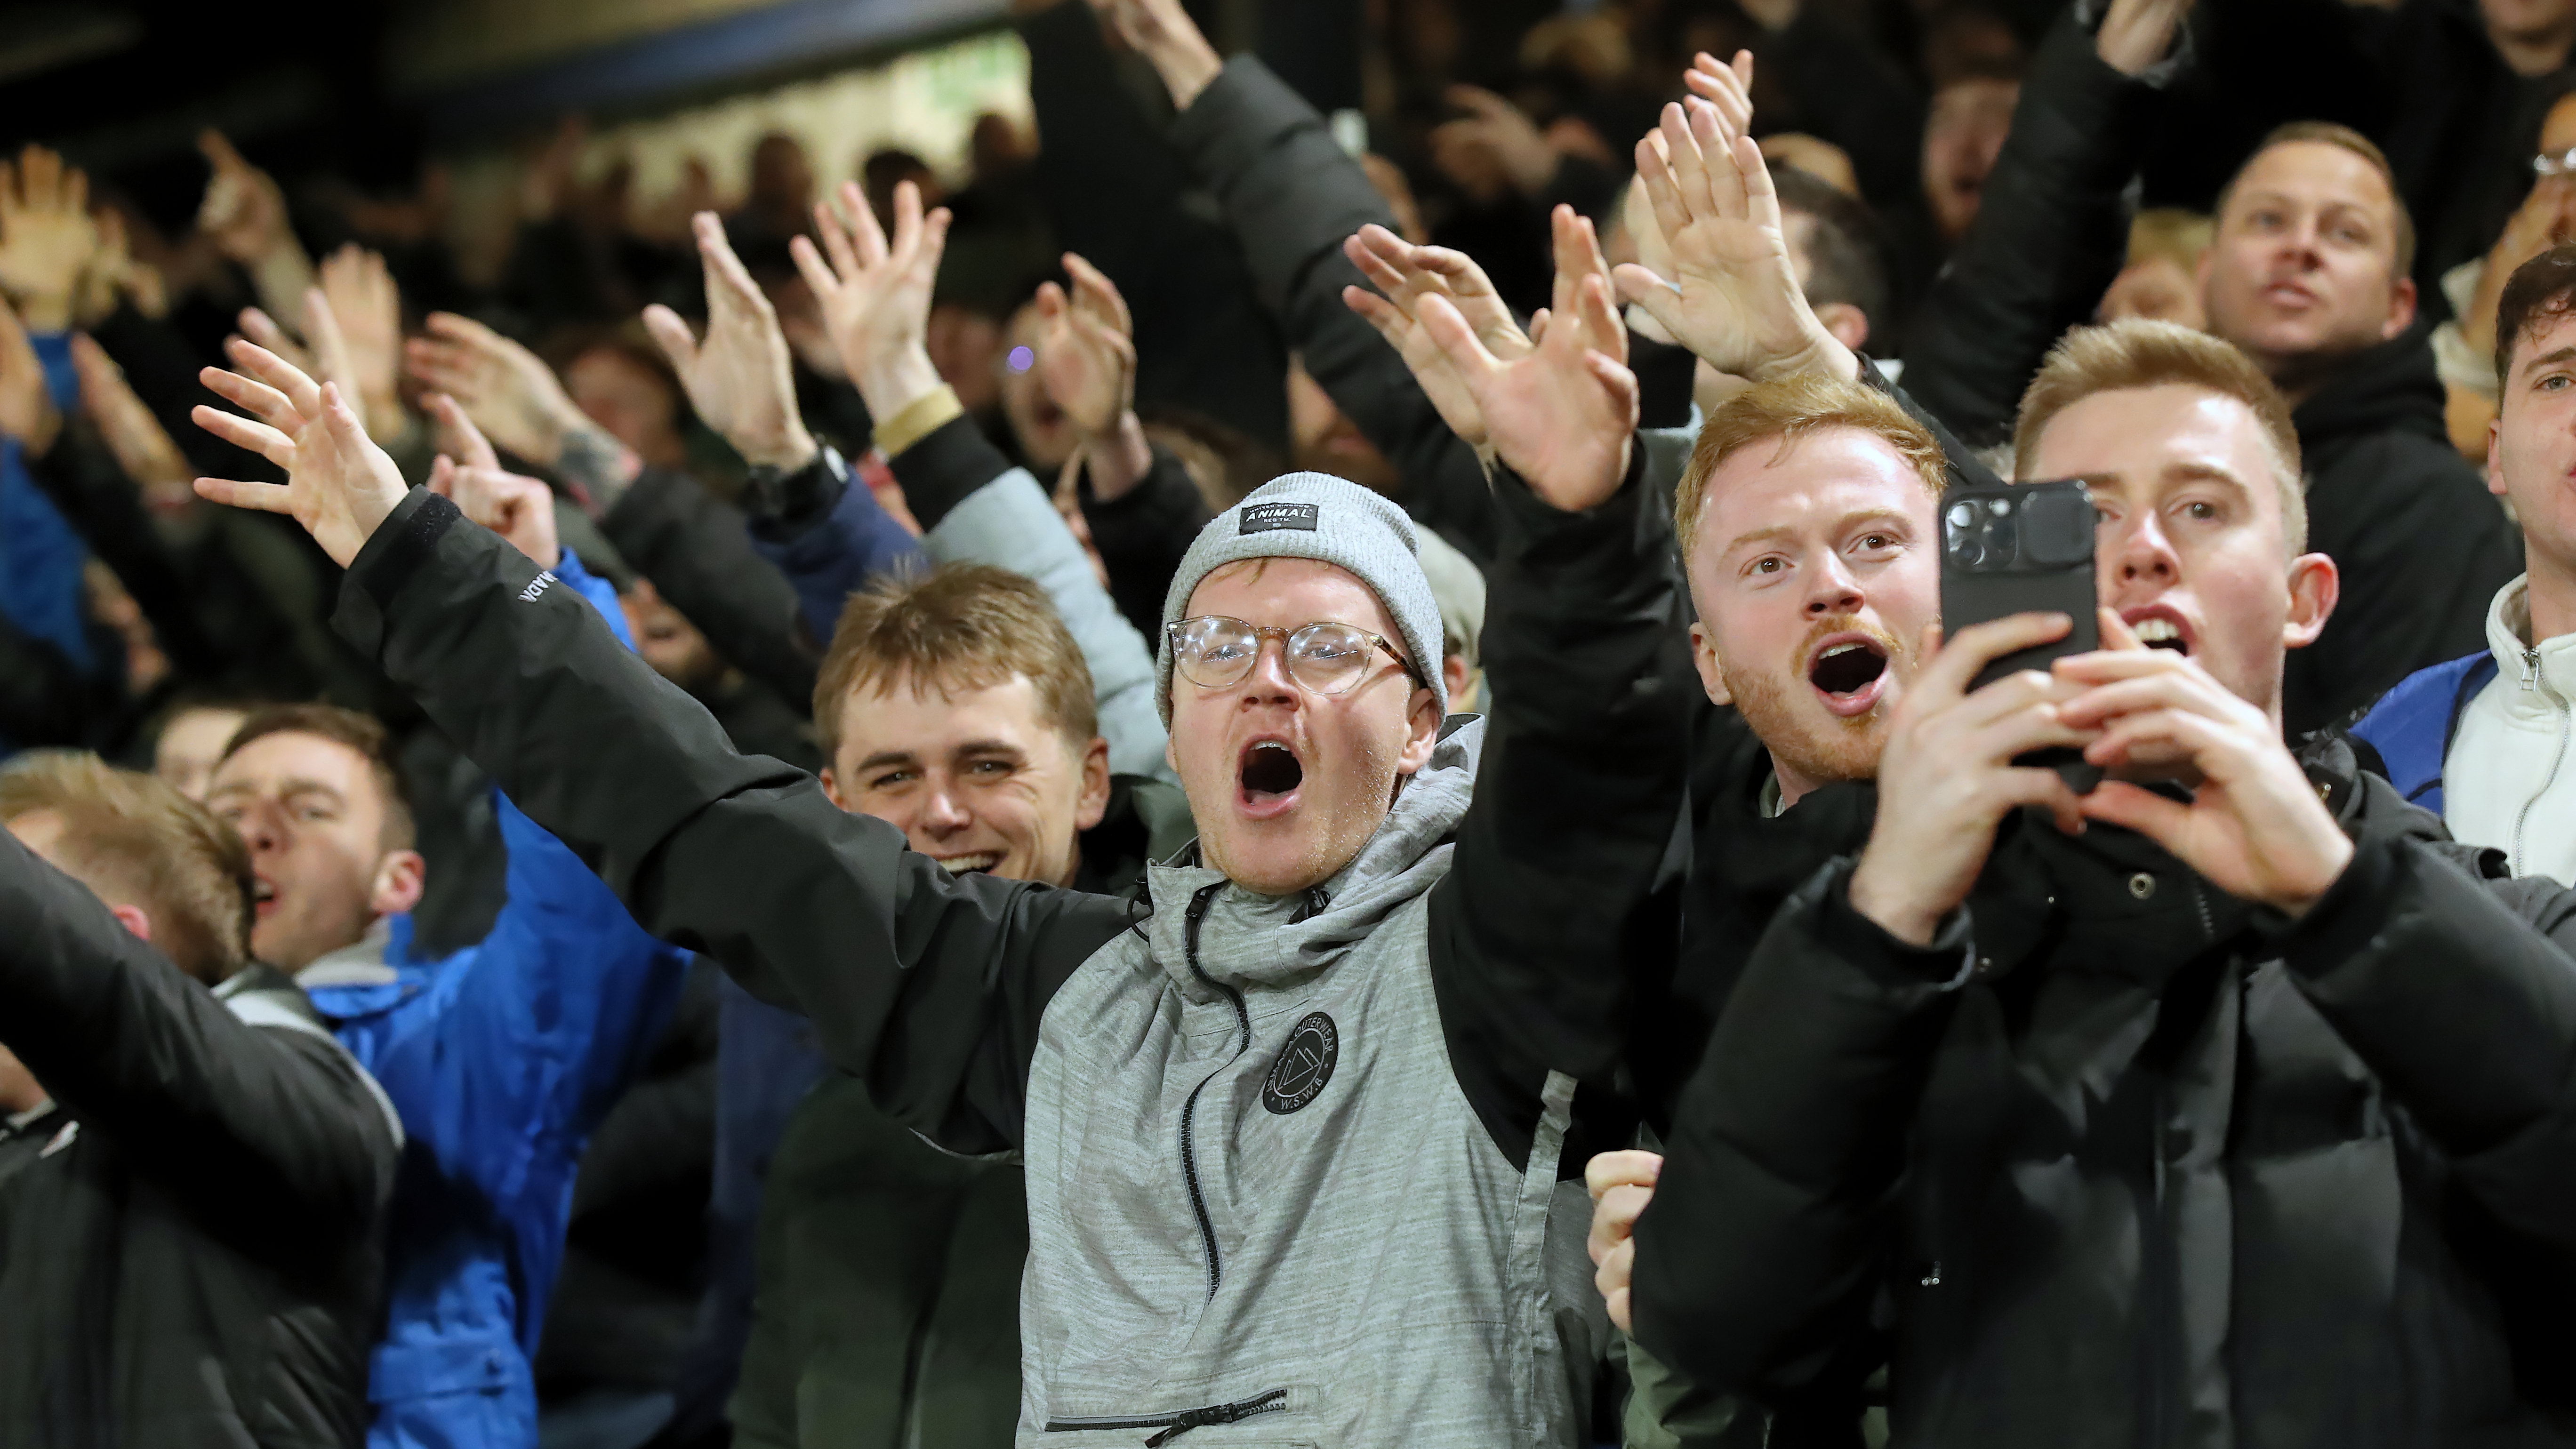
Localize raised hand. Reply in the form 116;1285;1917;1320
1586;1150;1662;1334
1342;224;1532;450
424;393;561;569
2053;611;2352;914
72;334;195;507
1417;205;1636;512
1846;615;2100;946
789;179;950;420
196;132;294;264
2095;0;2195;75
298;286;375;441
0;295;61;454
643;212;817;471
318;245;407;442
1034;251;1156;500
1617;74;1858;386
1430;86;1561;198
191;339;409;568
0;145;102;331
403;311;592;467
1091;0;1222;108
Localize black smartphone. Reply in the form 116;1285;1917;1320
1938;477;2103;793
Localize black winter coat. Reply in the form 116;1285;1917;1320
0;834;398;1449
1631;738;2576;1447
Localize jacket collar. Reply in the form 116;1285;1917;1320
1144;716;1481;996
2483;573;2576;712
293;917;401;989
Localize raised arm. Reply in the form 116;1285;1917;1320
1896;0;2184;445
189;343;1139;1153
791;184;1172;781
1417;208;1694;1173
0;828;397;1226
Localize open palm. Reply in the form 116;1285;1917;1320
789;179;949;414
192;338;409;568
644;211;814;470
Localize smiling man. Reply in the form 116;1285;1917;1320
187;196;1688;1443
1598;318;2576;1445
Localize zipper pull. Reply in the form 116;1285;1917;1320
2526;647;2544;692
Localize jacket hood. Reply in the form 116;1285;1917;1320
2290;323;2448;450
1143;715;1482;995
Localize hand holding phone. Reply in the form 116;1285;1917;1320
1938;478;2103;793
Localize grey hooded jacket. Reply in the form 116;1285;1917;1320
329;454;1692;1445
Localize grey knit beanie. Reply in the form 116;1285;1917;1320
1156;472;1447;723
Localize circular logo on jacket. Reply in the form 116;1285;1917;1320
1261;1012;1339;1115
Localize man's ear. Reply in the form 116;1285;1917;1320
1442;655;1474;713
1814;302;1870;354
1396;687;1443;776
2283;552;2339;650
1691;622;1733;706
368;850;427;919
819;765;848;812
108;902;152;946
2487;412;2507;496
1075;736;1112;833
2383;274;2418;340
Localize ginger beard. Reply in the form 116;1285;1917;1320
1719;612;1917;787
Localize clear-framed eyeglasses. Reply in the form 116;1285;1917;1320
1166;616;1427;696
2535;146;2576;177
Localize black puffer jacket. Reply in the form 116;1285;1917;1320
0;834;399;1449
1631;738;2576;1447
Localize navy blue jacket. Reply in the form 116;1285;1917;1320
2350;650;2496;817
305;549;694;1449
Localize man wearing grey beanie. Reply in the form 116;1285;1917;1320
197;216;1688;1448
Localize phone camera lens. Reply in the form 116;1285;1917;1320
1947;502;1977;528
1982;517;2017;560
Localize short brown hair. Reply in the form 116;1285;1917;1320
2014;319;2308;554
220;703;416;851
2216;121;2415;280
2493;242;2576;384
1675;374;1948;558
812;563;1099;759
0;753;256;982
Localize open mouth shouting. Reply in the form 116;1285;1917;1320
1238;737;1305;819
2122;605;2194;656
252;874;279;918
1808;633;1892;718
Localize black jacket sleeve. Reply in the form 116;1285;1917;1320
1168;56;1503;564
1081;443;1212;639
1428;448;1695;1173
333;491;1141;1152
0;832;398;1225
598;464;819;710
1898;10;2160;447
1629;859;1973;1395
2262;785;2576;1252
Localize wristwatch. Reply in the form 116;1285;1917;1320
744;441;850;531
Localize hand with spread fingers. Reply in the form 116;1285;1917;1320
642;212;818;472
1033;252;1155;500
789;179;950;421
1431;85;1561;198
319;245;408;443
1417;205;1637;513
1090;0;1223;108
1586;1150;1662;1334
1847;614;2101;947
1616;59;1859;387
424;393;562;570
0;295;62;455
403;311;592;467
0;145;102;332
190;338;409;568
1341;224;1532;450
197;131;314;320
72;334;194;502
2054;610;2353;915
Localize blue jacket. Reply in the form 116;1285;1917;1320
2349;650;2497;819
302;550;693;1449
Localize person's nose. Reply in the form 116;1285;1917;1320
918;778;973;837
236;798;287;855
1241;635;1302;704
1803;553;1867;617
2106;510;2180;595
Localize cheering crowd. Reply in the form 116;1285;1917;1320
4;0;2576;1443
